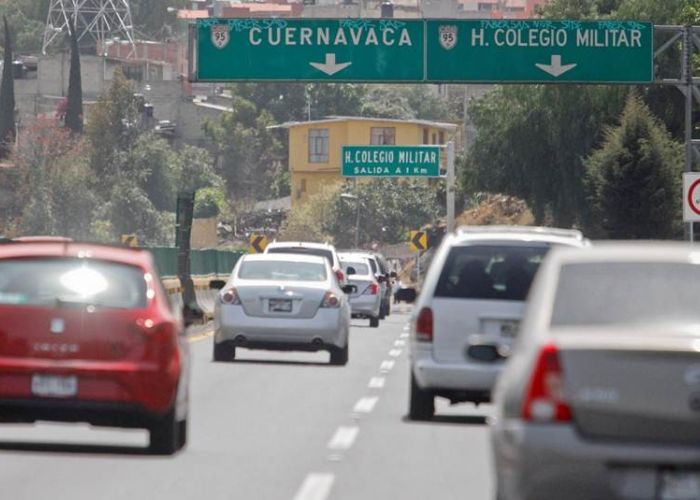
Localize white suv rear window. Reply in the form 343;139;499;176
434;245;549;301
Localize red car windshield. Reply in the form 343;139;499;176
0;258;148;309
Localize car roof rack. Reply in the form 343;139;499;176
456;225;584;240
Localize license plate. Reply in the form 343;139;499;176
269;299;293;313
500;320;519;338
31;375;78;398
660;471;700;500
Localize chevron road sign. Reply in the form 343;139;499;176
249;234;268;254
409;231;427;253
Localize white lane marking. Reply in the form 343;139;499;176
327;426;359;451
368;376;385;389
293;473;335;500
389;349;402;357
394;339;406;347
403;325;410;331
353;396;379;414
380;360;395;372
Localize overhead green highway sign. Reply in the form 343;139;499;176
192;18;653;84
425;20;654;83
195;18;424;82
342;146;441;177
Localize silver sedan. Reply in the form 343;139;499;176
491;242;700;500
212;253;352;365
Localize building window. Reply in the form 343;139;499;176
432;133;437;144
439;131;445;144
308;129;329;163
370;127;396;145
423;128;429;144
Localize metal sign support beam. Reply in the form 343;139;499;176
655;26;700;241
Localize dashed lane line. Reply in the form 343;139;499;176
380;360;395;372
394;339;406;347
353;396;379;414
400;332;409;339
389;349;402;357
293;473;335;500
327;426;359;451
368;376;386;389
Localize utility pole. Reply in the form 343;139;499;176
683;25;694;242
446;141;455;233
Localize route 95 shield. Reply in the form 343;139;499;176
438;25;457;50
211;25;230;49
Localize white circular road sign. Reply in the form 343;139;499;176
683;173;700;222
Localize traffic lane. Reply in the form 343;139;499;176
302;321;494;500
0;314;406;500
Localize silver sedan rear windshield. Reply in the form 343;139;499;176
0;259;147;309
551;262;700;326
238;260;327;282
434;245;549;300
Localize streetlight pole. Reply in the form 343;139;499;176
354;198;360;248
341;192;360;248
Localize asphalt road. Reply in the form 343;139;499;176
0;308;494;500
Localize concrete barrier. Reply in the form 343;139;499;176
163;276;226;321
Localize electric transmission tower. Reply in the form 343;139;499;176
42;0;136;56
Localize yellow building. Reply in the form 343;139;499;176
272;116;459;208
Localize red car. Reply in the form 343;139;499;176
0;241;192;454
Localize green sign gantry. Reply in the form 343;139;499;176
342;146;441;177
197;19;424;82
426;20;653;83
193;18;653;84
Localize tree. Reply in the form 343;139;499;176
203;106;282;203
65;21;83;133
128;0;188;40
280;179;442;248
325;179;441;248
0;16;15;159
86;68;140;184
360;85;456;121
94;175;172;245
0;0;46;54
13;117;98;238
464;84;627;225
584;94;683;238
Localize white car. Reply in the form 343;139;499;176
213;254;353;365
408;226;589;420
265;241;346;285
339;253;382;328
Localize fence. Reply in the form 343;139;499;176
146;247;244;279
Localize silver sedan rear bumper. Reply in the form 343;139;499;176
215;304;347;349
349;294;381;317
491;420;700;500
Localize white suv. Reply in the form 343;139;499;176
408;226;588;420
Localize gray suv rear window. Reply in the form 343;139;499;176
434;245;549;301
551;262;700;326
